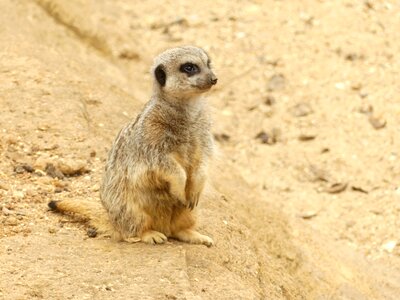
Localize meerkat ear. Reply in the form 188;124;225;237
154;64;166;87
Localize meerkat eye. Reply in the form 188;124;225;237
207;60;211;68
180;63;200;76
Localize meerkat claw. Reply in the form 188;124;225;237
201;236;214;247
141;231;168;244
124;237;141;243
172;229;214;247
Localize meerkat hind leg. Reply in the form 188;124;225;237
172;229;214;247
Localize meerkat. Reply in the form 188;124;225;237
49;46;217;246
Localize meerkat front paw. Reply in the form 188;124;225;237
187;192;201;210
141;230;168;244
172;229;214;247
196;234;214;247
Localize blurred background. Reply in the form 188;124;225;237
1;0;399;298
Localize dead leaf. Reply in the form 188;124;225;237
298;211;318;219
351;186;369;194
298;134;317;141
326;182;348;194
309;165;329;182
214;133;230;142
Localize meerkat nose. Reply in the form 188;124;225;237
211;77;218;85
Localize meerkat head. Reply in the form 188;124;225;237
152;46;217;100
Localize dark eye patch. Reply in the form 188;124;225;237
179;63;200;76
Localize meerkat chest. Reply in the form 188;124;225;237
173;135;204;174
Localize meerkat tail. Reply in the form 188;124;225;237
48;199;114;237
48;199;103;219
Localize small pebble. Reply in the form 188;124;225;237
351;82;362;90
345;53;363;61
308;165;330;182
87;228;97;238
0;182;9;190
267;74;286;91
91;184;100;192
291;103;313;117
382;241;397;253
2;207;14;216
335;82;346;90
23;164;35;173
14;164;34;174
264;95;276;105
4;216;18;226
14;166;25;174
255;128;281;145
13;190;25;199
45;163;65;179
368;115;386;130
43;144;59;151
34;169;46;177
34;153;53;170
358;104;373;115
48;227;57;234
57;158;88;176
255;131;269;144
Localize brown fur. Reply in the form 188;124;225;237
49;46;217;246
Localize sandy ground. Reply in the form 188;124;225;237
1;0;400;299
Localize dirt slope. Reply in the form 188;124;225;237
1;1;399;299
